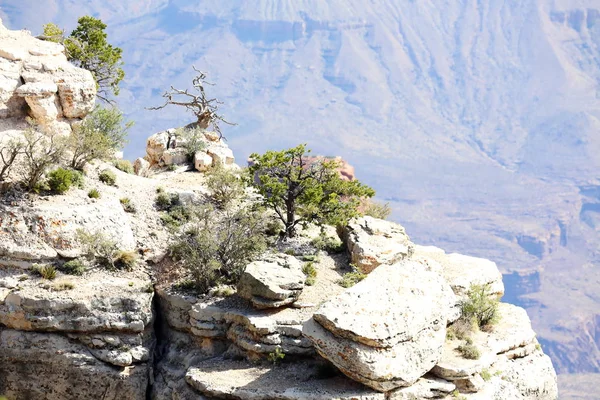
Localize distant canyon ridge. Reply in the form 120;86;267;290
2;0;600;387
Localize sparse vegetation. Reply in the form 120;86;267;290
338;271;367;288
170;206;267;293
480;368;492;381
248;144;375;238
113;250;137;270
303;262;317;286
120;197;136;213
59;259;86;276
99;169;116;186
461;283;500;329
114;159;134;174
88;188;100;199
362;199;392;220
31;264;57;280
311;231;345;254
51;281;75;291
22;128;66;191
70;169;85;188
267;347;285;365
0;138;24;182
457;342;481;360
447;318;478;341
47;168;74;194
206;164;245;208
77;229;133;270
175;126;207;160
68;107;131;169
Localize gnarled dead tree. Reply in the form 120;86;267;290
147;67;235;139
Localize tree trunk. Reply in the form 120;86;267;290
285;197;296;238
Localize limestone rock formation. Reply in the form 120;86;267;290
237;253;305;309
143;127;235;173
0;18;96;134
345;216;415;273
303;261;452;392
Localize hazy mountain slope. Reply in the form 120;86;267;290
3;0;600;382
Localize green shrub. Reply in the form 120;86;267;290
70;169;85;188
59;259;86;275
461;283;500;329
175;126;207;160
267;347;285;365
88;188;100;199
47;168;74;194
302;262;317;278
338;271;367;288
480;368;492;381
305;276;316;286
52;281;75;291
264;220;283;237
76;229;120;270
99;169;116;186
113;250;138;270
206;165;245;208
170;206;266;293
120;197;136;213
301;254;318;262
311;232;345;254
457;343;481;360
114;159;134;174
155;191;178;210
166;164;177;171
447;318;478;341
31;264;57;280
362;200;392;220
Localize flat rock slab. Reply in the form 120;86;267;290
0;270;152;333
345;216;414;273
185;358;385;400
412;245;504;298
388;375;456;399
313;261;454;348
303;317;446;392
237;254;305;309
0;199;136;262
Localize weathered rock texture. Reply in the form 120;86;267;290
143;128;235;173
237;253;305;309
0;18;96;134
345;216;415;273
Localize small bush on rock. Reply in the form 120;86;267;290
113;250;138;270
170;206;267;293
23;128;67;191
311;232;345;254
120;197;136;213
99;169;116;186
267;347;285;365
362;199;392;220
457;343;481;360
88;188;100;199
51;281;75;291
76;229;124;270
70;169;85;188
114;159;134;174
338;271;367;288
175;126;207;161
47;168;74;194
59;259;86;275
31;264;57;280
461;283;500;329
206;165;245;208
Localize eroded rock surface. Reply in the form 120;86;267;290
0;18;95;132
345;216;414;273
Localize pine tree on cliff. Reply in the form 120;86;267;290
42;17;124;103
248;144;375;238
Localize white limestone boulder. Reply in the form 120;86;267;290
412;245;504;299
344;216;414;274
303;261;452;392
237;253;305;309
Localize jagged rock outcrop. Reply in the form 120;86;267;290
237;253;305;309
0;18;96;134
345;216;415;273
